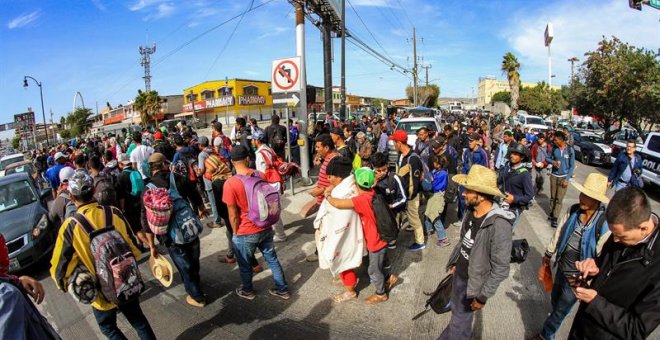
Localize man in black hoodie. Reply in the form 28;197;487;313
569;187;660;340
140;153;209;308
497;143;534;230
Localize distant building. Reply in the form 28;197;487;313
477;76;561;107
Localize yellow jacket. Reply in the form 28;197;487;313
50;202;141;311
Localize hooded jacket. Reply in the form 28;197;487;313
446;204;514;303
569;214;660;340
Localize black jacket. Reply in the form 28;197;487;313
497;163;534;210
569;214;660;340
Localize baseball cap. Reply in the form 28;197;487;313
389;130;408;144
230;145;250;161
54;152;66;161
153;131;163;140
503;129;513;136
468;133;481;141
247;129;265;142
354;167;375;189
117;153;131;165
68;171;94;197
59;166;75;184
148;152;169;165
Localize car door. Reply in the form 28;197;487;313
572;132;583;153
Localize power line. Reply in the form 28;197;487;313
394;0;414;27
347;30;410;75
203;0;254;80
384;0;407;29
346;0;394;62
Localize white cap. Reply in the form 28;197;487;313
54;152;66;161
59;167;75;184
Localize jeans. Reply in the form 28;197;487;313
168;238;204;303
549;175;568;219
232;229;288;292
438;274;473;340
510;208;523;231
540;269;578;340
406;195;424;244
534;167;545;192
92;299;156;340
206;188;221;224
424;216;447;240
367;247;388;295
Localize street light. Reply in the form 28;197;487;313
23;76;49;147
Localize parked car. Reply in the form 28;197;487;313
0;173;54;273
611;132;660;187
387;117;442;165
0;153;26;177
4;161;49;190
516;112;549;132
572;130;612;166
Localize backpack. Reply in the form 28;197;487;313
123;168;144;197
167;172;203;244
203;152;231;182
235;172;281;229
216;135;232;159
258;149;284;184
372;192;398;243
58;192;78;220
142;183;173;235
568;204;607;241
94;174;118;207
172;151;198;183
408;152;434;193
73;206;144;304
271;127;286;151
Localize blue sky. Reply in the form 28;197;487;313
1;0;658;127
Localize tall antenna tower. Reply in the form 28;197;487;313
139;43;156;91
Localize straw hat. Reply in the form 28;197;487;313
452;165;504;197
149;256;174;288
571;173;609;203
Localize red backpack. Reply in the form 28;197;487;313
259;149;284;184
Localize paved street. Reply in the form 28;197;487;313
25;160;660;340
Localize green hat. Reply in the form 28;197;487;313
354;167;375;189
160;126;167;132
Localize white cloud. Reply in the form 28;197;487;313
141;2;175;21
502;0;660;84
257;26;289;40
91;0;107;11
7;10;41;29
129;0;164;11
351;0;392;7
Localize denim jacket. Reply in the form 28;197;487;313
546;145;575;178
545;204;610;261
608;152;643;184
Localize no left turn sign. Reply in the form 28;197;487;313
271;57;301;94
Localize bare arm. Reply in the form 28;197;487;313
227;204;240;234
326;196;355;209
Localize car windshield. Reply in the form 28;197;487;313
526;117;545;125
0;180;37;213
396;121;437;134
0;156;24;171
5;165;32;176
583;135;605;143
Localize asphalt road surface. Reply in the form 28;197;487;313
21;160;660;339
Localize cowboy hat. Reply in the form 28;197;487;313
149;256;174;288
571;173;609;203
452;165;504;197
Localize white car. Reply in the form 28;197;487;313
387;117;442;165
516;112;549;132
0;153;26;177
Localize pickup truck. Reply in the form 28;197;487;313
611;132;660;187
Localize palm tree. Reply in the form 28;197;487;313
134;89;162;126
501;52;521;114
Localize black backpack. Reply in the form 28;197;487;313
272;127;286;151
372;192;398;243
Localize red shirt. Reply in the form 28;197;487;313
351;190;388;252
316;152;338;204
222;169;266;236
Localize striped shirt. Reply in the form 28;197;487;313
317;152;339;204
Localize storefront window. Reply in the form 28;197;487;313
243;85;259;96
219;87;233;96
202;90;215;100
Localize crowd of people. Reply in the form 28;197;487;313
2;110;658;340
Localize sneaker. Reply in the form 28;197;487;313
387;241;397;250
268;288;291;300
404;225;414;232
305;253;318;262
252;265;264;273
206;222;223;229
235;287;256;300
273;236;287;243
436;239;451;248
218;254;236;264
186;295;206;307
408;243;426;251
364;293;388;304
450;221;461;228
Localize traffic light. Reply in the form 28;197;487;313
629;0;643;10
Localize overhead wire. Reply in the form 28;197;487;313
346;0;394;62
394;0;414;27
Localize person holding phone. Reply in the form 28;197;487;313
532;173;610;340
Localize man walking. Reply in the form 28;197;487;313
608;139;643;192
546;131;575;228
533;173;610;340
197;136;223;229
129;131;154;180
531;133;550;193
223;146;290;300
495;130;514;170
457;133;489;223
497;143;534;229
264;115;288;160
569;187;660;339
440;165;514;340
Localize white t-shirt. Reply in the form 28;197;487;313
130;144;154;179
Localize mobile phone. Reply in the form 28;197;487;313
564;273;589;288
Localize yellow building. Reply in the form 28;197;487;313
477;77;561;107
182;79;274;125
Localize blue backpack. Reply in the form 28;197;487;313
123;168;144;197
167;172;203;244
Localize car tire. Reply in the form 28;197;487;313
581;152;590;165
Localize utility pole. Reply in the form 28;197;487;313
139;43;156;92
421;64;432;86
322;23;333;115
568;56;579;120
340;0;347;120
295;1;311;184
412;26;418;106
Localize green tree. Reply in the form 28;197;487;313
405;84;440;107
518;82;567;118
11;135;20;149
64;107;93;137
134;89;162;126
491;91;512;106
59;129;71;139
501;52;521;113
571;36;660;141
